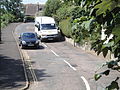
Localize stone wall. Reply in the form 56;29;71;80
65;37;115;60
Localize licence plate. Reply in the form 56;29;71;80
28;44;34;46
48;38;53;40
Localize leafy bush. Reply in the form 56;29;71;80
55;5;73;21
70;6;88;20
59;17;72;38
43;0;61;16
71;20;90;44
1;13;15;28
55;6;85;22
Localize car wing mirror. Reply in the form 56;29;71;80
38;36;41;39
19;37;21;39
35;24;40;31
35;24;38;27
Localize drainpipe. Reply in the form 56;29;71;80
37;2;39;12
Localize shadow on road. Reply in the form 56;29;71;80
34;69;52;81
0;55;26;89
43;35;65;43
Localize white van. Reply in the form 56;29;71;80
35;16;60;41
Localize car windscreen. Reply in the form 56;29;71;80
22;33;36;39
41;24;56;30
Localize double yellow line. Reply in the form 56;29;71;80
12;28;38;90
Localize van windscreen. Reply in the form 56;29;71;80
41;24;56;30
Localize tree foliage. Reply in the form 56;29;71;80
44;0;61;17
1;0;24;22
94;0;120;16
0;0;24;41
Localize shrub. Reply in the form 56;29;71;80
1;13;15;28
59;17;72;38
43;0;61;16
55;5;72;21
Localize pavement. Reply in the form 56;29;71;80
0;23;26;90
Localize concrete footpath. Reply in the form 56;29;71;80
0;23;26;90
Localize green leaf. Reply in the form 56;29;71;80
103;41;114;48
94;0;120;16
94;74;102;81
114;36;120;44
81;18;95;31
112;24;120;37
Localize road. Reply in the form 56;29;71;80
15;23;120;90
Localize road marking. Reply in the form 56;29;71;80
50;49;77;71
51;50;59;57
63;60;77;71
22;50;38;83
81;76;90;90
12;31;29;89
42;43;48;48
13;30;38;85
22;50;30;60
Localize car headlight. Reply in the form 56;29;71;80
35;40;39;44
22;41;26;44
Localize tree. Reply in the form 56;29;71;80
0;0;24;42
44;0;61;16
3;0;24;21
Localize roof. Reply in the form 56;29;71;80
35;16;55;24
24;4;44;16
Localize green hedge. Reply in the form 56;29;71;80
59;17;72;38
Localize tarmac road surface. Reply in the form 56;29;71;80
15;23;120;90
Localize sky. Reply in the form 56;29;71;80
22;0;47;4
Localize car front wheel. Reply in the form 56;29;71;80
21;45;25;49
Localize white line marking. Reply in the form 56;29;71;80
63;60;77;71
50;49;77;71
42;43;48;48
81;76;90;90
51;50;59;57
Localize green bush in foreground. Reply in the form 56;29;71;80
1;13;15;28
59;17;72;38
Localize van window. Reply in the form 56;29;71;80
41;24;56;30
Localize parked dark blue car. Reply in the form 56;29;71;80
19;32;40;49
